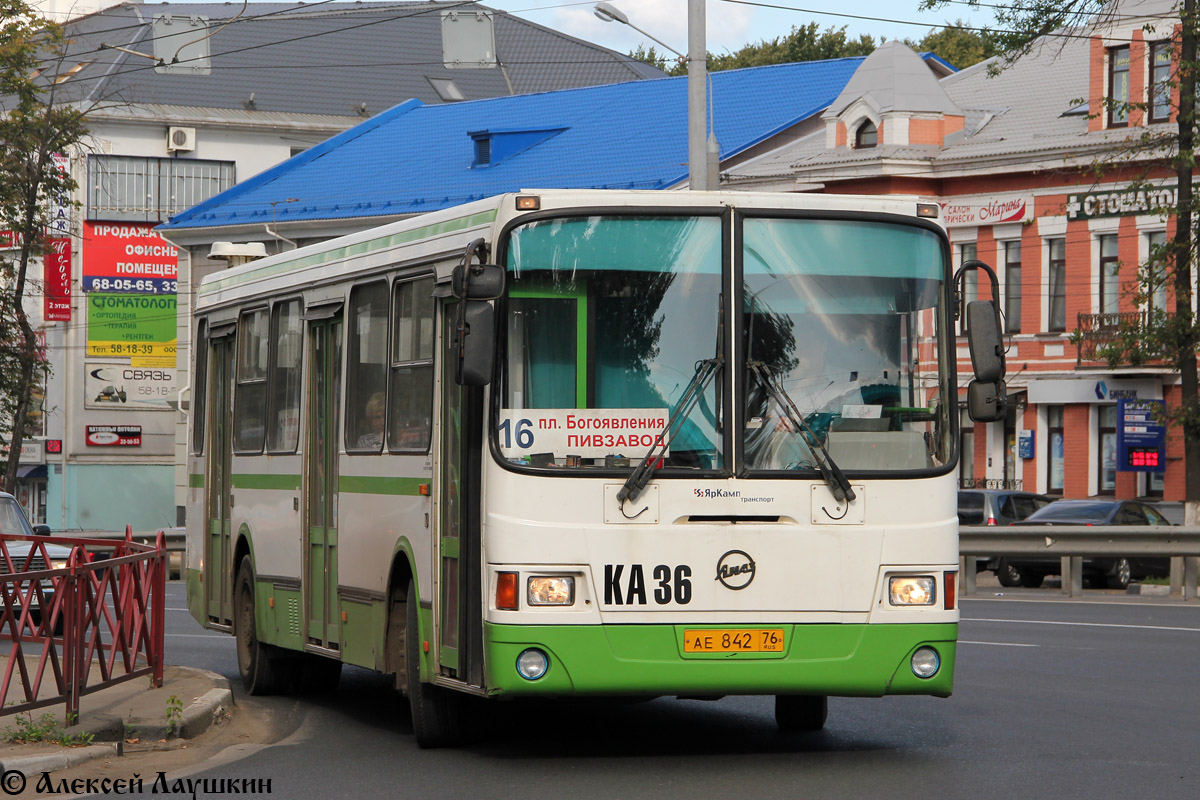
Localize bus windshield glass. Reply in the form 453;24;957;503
742;217;951;474
500;215;724;471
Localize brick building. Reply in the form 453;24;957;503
729;0;1187;501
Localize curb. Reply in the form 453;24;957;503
1126;583;1172;596
0;669;233;776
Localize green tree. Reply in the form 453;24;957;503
926;0;1200;522
630;23;879;77
905;19;1002;68
0;0;89;493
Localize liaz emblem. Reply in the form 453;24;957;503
715;550;756;590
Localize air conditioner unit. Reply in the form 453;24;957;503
167;126;196;152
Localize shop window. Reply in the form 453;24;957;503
234;309;269;453
267;300;303;453
346;282;389;453
1047;238;1066;332
1047;405;1064;494
1108;45;1130;127
855;120;877;148
388;277;435;453
1004;240;1021;333
1150;41;1172;123
1099;234;1120;314
1099;404;1117;494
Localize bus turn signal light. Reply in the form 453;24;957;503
497;572;519;610
944;571;956;610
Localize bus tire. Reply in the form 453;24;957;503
405;581;464;748
775;695;827;733
234;557;290;695
297;654;342;693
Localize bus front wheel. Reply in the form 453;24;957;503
403;581;465;748
235;557;293;695
775;695;828;733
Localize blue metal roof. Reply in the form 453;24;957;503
163;57;869;231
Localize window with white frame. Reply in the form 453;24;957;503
1047;238;1067;331
1145;230;1168;313
1099;234;1120;314
1003;240;1021;333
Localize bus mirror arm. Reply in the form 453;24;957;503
451;238;505;300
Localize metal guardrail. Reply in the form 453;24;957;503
62;528;185;578
960;524;1200;599
0;527;167;723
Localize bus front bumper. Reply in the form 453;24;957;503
484;622;956;698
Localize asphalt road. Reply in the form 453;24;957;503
160;585;1200;799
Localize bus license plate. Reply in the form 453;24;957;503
683;629;785;653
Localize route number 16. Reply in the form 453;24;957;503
498;418;534;449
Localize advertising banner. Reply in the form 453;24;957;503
85;362;176;410
84;425;142;447
86;293;177;367
82;222;179;294
939;195;1032;227
43;237;71;321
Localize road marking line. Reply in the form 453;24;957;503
963;597;1193;609
959;640;1039;647
962;618;1200;633
167;633;229;638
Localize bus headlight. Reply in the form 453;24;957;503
888;576;936;606
527;576;574;606
516;648;549;680
911;646;940;678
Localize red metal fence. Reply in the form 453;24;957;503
0;526;166;723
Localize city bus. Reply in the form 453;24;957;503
185;190;1005;747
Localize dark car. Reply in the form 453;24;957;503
958;490;1054;576
997;499;1173;589
0;492;71;628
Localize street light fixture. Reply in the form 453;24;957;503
593;1;716;190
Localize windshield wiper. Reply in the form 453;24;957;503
746;360;856;504
616;355;722;511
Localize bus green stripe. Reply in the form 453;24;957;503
338;475;427;496
200;208;498;295
189;473;205;488
230;473;302;491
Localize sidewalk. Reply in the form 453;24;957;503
0;664;233;775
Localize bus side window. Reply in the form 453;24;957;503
389;276;435;452
192;319;207;455
267;299;303;452
346;281;389;453
234;309;269;453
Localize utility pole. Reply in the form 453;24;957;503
687;0;707;190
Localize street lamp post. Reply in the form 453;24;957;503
594;1;713;190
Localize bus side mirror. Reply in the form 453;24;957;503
966;300;1005;382
455;300;495;386
967;379;1007;422
451;263;505;300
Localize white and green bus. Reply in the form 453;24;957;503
186;190;1005;747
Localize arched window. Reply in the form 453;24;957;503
855;120;878;149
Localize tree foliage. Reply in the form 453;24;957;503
0;0;90;492
904;19;1003;69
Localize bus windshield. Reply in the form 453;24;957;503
500;215;724;470
742;216;951;474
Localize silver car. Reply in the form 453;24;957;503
0;491;72;629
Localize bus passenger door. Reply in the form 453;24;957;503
205;334;234;624
305;314;342;649
437;305;484;684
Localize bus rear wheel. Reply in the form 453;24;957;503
402;581;465;748
235;557;295;695
775;695;827;733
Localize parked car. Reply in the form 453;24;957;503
0;491;72;629
996;499;1174;589
958;490;1054;576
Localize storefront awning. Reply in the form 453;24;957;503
16;465;46;479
